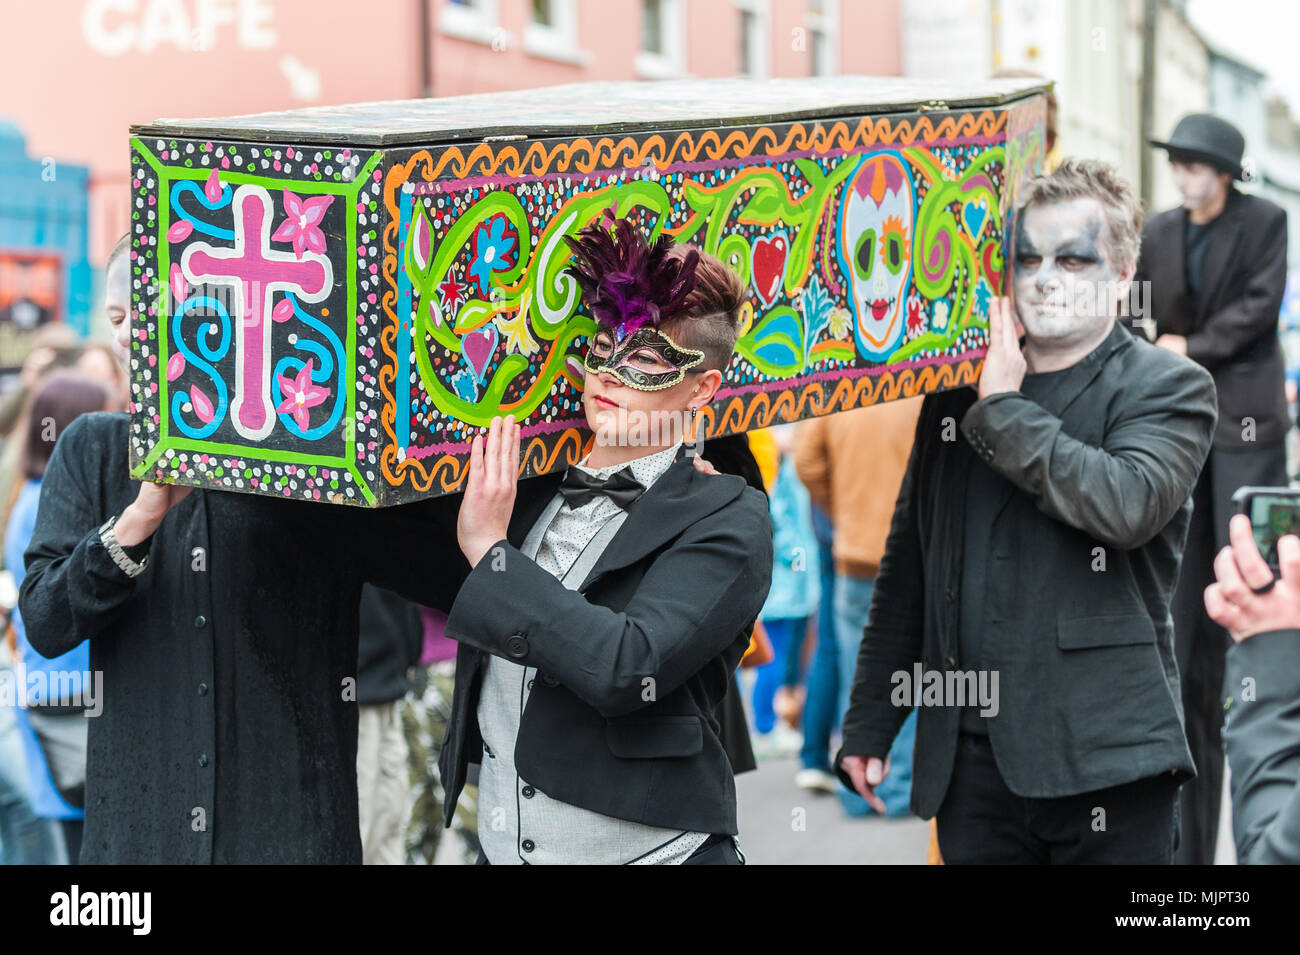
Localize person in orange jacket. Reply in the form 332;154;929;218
794;396;922;818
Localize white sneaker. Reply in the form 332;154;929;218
771;724;803;757
794;768;838;794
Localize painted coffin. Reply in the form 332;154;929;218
128;76;1048;505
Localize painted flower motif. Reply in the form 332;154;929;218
276;359;331;432
468;214;518;296
827;306;852;340
493;291;540;357
272;190;333;259
933;299;951;332
204;169;223;203
974;278;992;319
799;277;836;366
451;368;480;402
438;274;469;318
906;296;926;336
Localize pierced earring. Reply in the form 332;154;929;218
690;407;698;421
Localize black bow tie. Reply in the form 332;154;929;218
558;467;645;510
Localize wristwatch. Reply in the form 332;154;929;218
99;515;149;578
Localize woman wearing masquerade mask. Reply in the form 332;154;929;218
438;214;774;864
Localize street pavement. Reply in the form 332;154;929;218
735;756;932;864
734;756;1238;865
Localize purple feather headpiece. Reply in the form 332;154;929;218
562;213;700;335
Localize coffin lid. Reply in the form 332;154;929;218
131;74;1050;147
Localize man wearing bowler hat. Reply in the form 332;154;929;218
1132;113;1290;864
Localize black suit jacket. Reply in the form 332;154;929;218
836;322;1217;818
438;452;774;835
1133;188;1289;447
1224;629;1300;864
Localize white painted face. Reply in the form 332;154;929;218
1170;159;1228;213
1012;196;1130;349
105;252;131;359
839;153;914;359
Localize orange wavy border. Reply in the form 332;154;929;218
699;359;981;439
410;111;1004;181
411;360;981;493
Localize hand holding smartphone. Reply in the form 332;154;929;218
1231;486;1300;577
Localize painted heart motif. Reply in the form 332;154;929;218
751;231;789;308
962;198;990;242
461;325;499;383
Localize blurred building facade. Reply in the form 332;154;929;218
0;0;901;340
901;0;1213;211
0;124;91;341
1;0;1295;339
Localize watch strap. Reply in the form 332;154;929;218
99;515;149;578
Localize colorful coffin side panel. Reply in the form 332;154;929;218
129;97;1045;504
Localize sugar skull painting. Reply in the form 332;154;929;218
837;152;915;361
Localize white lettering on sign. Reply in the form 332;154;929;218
82;0;277;56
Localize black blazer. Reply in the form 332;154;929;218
836;322;1217;817
438;452;774;835
1133;188;1289;447
1223;629;1300;864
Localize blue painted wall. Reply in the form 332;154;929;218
0;120;91;335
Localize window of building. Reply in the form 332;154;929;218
637;0;685;79
806;0;837;76
441;0;502;47
734;0;769;79
524;0;588;64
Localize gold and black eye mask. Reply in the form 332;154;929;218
584;325;705;391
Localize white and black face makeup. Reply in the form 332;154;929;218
1170;159;1227;212
105;253;131;361
1012;197;1128;349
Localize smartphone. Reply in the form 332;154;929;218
1231;486;1300;575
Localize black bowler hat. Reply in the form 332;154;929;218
1150;113;1246;180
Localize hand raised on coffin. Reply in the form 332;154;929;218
457;414;521;568
977;296;1027;401
115;481;194;546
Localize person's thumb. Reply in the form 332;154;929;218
866;757;884;786
1278;534;1300;589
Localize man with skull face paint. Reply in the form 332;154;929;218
836;159;1218;863
437;214;773;864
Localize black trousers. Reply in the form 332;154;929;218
936;735;1181;864
1170;442;1287;864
